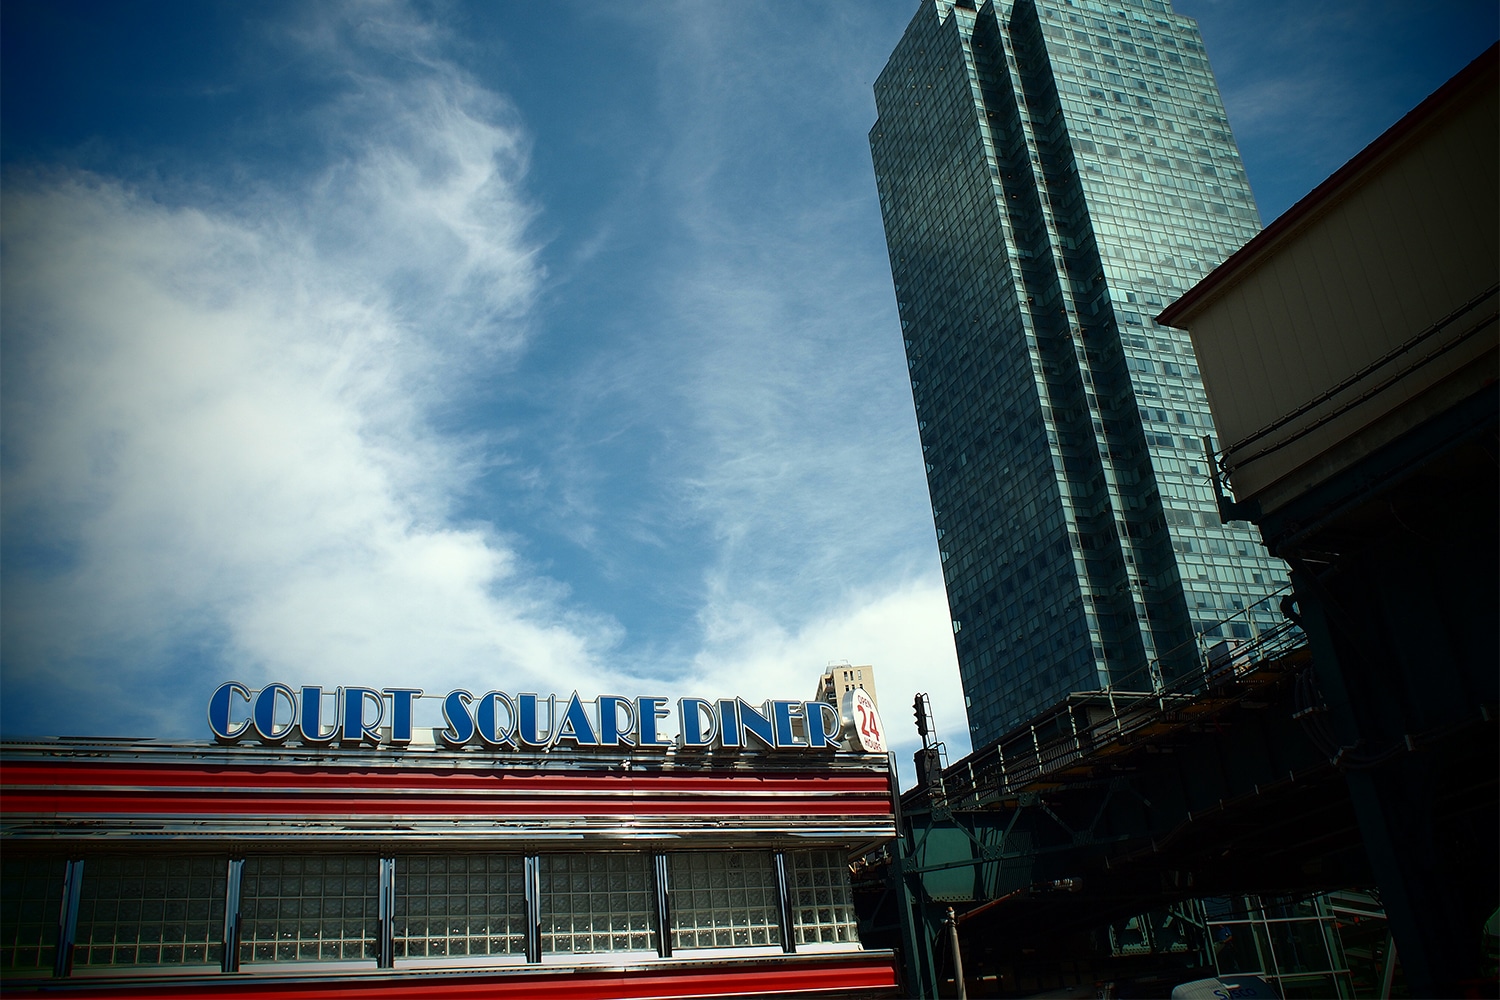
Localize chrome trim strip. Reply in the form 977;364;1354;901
523;856;541;964
0;739;893;777
0;947;896;991
377;857;395;969
1;818;895;843
774;851;795;955
2;810;891;822
222;858;243;973
2;783;889;801
55;858;83;978
653;853;673;959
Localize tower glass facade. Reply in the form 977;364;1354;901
871;0;1287;746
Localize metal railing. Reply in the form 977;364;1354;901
931;587;1307;807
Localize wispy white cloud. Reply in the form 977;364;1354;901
2;0;968;770
1;2;614;735
544;2;968;760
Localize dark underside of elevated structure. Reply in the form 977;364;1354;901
1258;381;1500;996
854;555;1496;995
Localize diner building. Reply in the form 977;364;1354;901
0;685;901;998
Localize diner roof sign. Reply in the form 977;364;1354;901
207;682;888;755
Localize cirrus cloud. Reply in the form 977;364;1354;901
0;3;613;736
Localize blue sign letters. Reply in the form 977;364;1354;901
209;682;848;753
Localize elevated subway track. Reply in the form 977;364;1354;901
857;592;1496;994
932;609;1310;810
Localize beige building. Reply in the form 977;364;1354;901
1157;45;1497;997
813;662;879;711
1158;48;1496;520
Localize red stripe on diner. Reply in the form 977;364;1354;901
2;790;894;818
1;957;900;999
1;763;887;797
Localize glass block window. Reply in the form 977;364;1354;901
786;850;860;946
0;857;64;973
74;856;225;967
239;856;378;965
538;854;655;955
667;852;782;950
394;855;526;961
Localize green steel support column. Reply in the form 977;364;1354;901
892;816;939;999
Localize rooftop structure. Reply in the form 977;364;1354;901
813;662;880;711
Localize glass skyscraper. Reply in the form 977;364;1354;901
870;0;1287;746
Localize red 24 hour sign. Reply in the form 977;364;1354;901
842;688;887;754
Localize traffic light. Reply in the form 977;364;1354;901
913;693;929;738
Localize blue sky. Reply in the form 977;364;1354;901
2;0;1494;778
